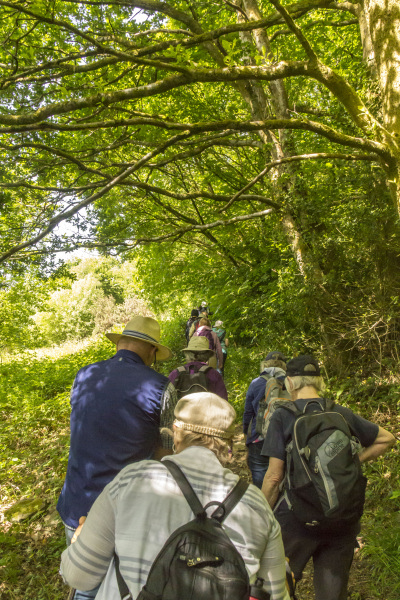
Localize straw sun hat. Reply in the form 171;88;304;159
182;336;215;355
105;316;172;361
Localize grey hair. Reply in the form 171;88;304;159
286;375;326;393
260;359;286;372
173;428;231;464
184;350;213;362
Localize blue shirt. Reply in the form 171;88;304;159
57;349;169;528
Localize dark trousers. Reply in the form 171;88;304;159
276;506;359;600
220;351;227;375
246;441;269;489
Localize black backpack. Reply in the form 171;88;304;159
174;364;211;399
281;399;367;530
115;460;271;600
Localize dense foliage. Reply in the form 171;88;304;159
0;257;155;350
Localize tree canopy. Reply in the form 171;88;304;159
0;0;399;262
1;0;400;370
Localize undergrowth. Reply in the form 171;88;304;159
0;335;399;599
0;336;112;599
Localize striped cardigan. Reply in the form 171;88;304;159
60;446;289;600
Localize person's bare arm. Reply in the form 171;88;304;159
358;426;396;463
71;516;86;543
261;457;285;509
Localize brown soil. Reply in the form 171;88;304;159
228;425;378;600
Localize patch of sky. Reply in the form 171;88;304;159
54;208;98;262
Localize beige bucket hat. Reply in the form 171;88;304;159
174;392;236;440
105;315;172;361
182;336;215;355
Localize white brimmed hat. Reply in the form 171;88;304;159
105;316;172;361
174;392;236;439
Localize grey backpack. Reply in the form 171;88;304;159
174;365;211;399
255;374;292;437
281;399;367;530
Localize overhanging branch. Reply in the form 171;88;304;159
131;208;275;245
0;130;191;264
0;115;389;157
219;151;378;212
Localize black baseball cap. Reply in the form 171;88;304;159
265;351;288;362
286;355;320;377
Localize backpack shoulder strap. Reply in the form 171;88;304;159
163;459;206;518
260;373;271;382
325;397;335;411
199;364;212;373
114;552;132;600
278;402;301;417
164;460;248;524
211;479;249;523
177;366;187;373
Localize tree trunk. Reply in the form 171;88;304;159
363;0;400;135
239;0;326;283
356;0;400;213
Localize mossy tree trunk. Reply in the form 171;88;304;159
357;0;400;210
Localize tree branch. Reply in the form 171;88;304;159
268;0;318;61
219;151;378;212
0;111;388;157
0;131;191;264
325;2;360;16
0;57;380;139
130;208;275;245
269;18;358;43
0;141;107;178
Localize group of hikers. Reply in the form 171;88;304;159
184;302;229;375
57;314;395;600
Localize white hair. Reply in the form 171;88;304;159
173;428;230;463
286;375;326;393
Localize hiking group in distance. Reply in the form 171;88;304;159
58;311;395;600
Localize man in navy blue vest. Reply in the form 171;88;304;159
57;316;176;600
